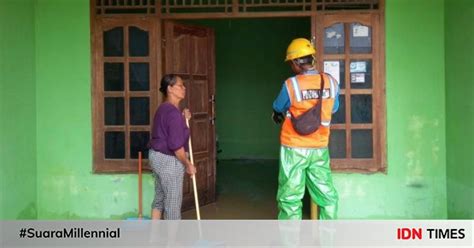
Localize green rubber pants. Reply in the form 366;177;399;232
277;146;338;220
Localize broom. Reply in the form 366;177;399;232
186;118;201;220
126;151;149;220
138;151;143;219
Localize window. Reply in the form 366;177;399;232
317;13;386;172
92;17;158;173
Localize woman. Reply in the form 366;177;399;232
149;74;197;220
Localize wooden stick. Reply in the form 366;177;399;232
310;201;318;220
186;119;201;220
138;151;143;219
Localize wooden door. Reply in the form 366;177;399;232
162;21;216;211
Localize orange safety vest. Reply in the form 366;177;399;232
280;73;337;148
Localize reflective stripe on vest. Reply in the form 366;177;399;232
290;77;302;102
280;73;335;148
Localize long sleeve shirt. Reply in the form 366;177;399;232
149;102;190;155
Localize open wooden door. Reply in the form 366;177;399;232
162;21;216;211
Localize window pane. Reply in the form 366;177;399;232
105;131;125;159
130;97;149;125
329;129;346;158
103;27;123;57
324;60;345;89
129;26;149;57
324;23;345;54
351;95;372;123
351;129;373;158
129;63;149;91
332;94;345;124
104;63;124;91
130;131;150;159
105;97;124;125
350;23;372;54
350;60;372;89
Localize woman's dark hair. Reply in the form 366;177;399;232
159;74;179;96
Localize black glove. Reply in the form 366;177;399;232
272;110;285;124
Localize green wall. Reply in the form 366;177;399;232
353;0;447;218
34;0;155;219
445;0;474;219
0;0;37;219
2;0;468;219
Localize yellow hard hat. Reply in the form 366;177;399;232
285;38;316;61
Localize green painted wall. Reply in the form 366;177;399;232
0;0;37;219
188;18;310;159
347;0;447;219
34;0;155;219
445;0;474;219
2;0;460;219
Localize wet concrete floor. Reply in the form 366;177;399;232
182;159;311;219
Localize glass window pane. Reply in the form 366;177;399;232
332;94;345;124
350;60;372;89
324;23;345;54
130;131;150;159
105;131;125;159
129;63;149;91
350;23;372;54
104;63;124;91
351;129;373;158
130;97;149;125
129;26;149;57
351;95;372;124
324;60;345;89
329;129;346;158
105;97;124;125
103;27;123;57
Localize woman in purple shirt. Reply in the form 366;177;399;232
148;74;197;220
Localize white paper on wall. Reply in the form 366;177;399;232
351;73;365;83
353;25;369;37
324;61;340;84
350;61;367;73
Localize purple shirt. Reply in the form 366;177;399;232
149;102;190;156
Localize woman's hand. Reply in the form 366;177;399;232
186;162;197;176
183;108;192;120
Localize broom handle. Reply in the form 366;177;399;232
186;118;201;220
138;151;143;219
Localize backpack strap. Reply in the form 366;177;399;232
319;73;326;100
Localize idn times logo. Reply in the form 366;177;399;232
397;228;466;240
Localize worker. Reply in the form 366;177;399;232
272;38;340;220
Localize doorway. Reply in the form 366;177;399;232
171;18;312;219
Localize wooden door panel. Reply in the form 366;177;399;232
183;177;191;195
195;157;209;192
193;36;209;75
172;35;188;74
189;80;209;113
163;21;216;212
192;119;209;153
